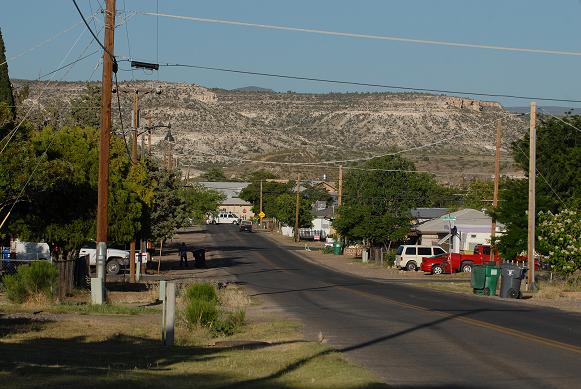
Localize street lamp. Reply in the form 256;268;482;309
164;129;176;169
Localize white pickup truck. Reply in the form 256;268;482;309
79;243;130;275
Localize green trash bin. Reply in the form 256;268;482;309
472;263;500;296
333;242;343;255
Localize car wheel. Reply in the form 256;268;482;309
406;261;418;271
432;265;443;275
461;263;473;273
106;259;120;275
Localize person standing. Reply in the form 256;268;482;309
179;242;188;267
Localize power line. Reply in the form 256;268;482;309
159;62;581;103
1;25;93;154
72;0;115;63
539;108;581;134
0;16;95;67
142;12;581;58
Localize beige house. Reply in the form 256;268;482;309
199;181;255;221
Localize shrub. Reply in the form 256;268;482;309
182;283;245;336
186;283;218;303
3;261;58;303
213;309;246;336
184;299;219;327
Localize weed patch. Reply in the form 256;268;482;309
183;283;246;336
2;262;58;304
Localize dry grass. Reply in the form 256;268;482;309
0;299;386;389
218;284;252;309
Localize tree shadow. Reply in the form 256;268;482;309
0;314;53;338
0;334;329;388
226;308;519;389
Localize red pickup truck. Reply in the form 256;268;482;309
420;244;500;274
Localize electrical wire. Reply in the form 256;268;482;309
0;16;95;67
142;12;581;57
1;25;92;154
122;0;135;80
159;62;581;104
539;108;581;134
72;0;115;62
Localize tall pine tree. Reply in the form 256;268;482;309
0;28;16;123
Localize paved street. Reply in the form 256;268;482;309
203;225;581;388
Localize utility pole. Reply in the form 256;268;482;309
338;165;343;207
294;174;301;242
527;101;537;291
490;121;502;263
129;90;139;283
93;0;115;304
259;180;263;225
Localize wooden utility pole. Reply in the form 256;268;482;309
527;102;537;291
96;0;116;256
490;121;502;263
259;180;263;224
129;90;139;283
338;165;343;207
294;174;301;242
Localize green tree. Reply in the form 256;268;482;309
537;209;580;274
200;166;227;182
334;155;447;246
239;180;292;216
179;183;226;224
69;84;100;128
146;159;188;242
271;193;312;227
0;28;15;123
1;126;152;259
462;179;494;211
243;169;277;181
493;115;581;259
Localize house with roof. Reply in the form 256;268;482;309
414;208;505;253
198;182;254;220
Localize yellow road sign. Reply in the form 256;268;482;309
259;211;266;218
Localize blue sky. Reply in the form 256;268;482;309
2;0;581;107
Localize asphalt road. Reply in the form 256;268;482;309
205;225;581;388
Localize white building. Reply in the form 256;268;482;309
415;208;505;253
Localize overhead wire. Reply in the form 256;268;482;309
1;24;92;154
142;12;581;57
159;62;581;104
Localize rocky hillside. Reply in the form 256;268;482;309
13;80;526;181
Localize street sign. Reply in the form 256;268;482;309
441;215;456;221
258;211;266;218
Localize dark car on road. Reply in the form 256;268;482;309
239;220;253;232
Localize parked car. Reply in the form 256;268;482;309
396;245;446;271
79;242;130;275
211;212;241;225
239;220;253;232
420;253;451;275
421;245;540;275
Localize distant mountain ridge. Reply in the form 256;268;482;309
13;79;527;180
231;86;275;92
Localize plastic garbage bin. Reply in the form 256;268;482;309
333;242;342;255
193;248;206;268
472;264;500;296
500;263;527;299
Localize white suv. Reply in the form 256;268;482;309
396;245;446;271
212;212;241;224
